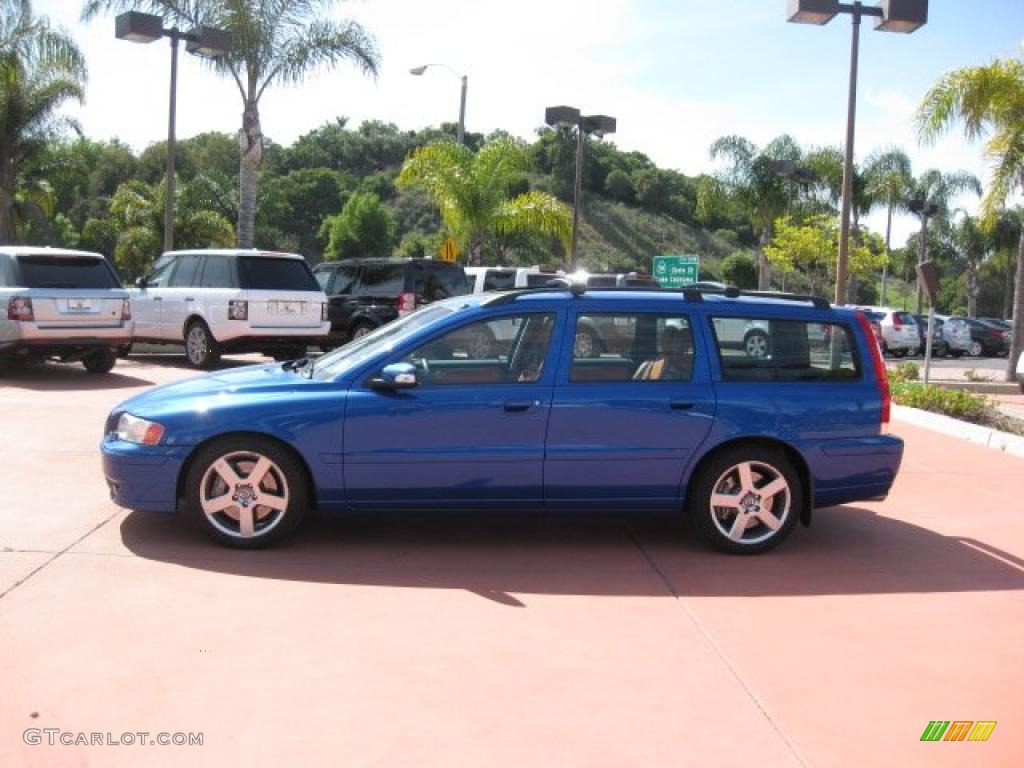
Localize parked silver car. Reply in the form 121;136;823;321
0;247;131;373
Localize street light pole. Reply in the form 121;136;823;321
787;0;929;304
410;64;468;146
544;107;617;271
115;13;231;254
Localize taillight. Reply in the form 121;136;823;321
856;311;890;433
121;298;131;321
321;302;328;321
7;296;33;321
398;292;416;316
228;300;248;320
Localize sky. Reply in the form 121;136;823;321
33;0;1024;246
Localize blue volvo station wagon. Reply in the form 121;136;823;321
101;285;903;554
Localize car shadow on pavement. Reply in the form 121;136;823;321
0;364;155;390
125;354;261;371
118;505;1024;605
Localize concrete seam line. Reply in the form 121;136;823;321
0;512;120;602
892;405;1024;458
621;522;810;768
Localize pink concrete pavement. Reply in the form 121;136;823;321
1;355;1022;767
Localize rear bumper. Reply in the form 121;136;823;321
809;434;904;508
1;336;131;356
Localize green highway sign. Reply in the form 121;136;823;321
653;255;699;287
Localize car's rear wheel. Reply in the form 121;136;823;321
185;436;307;548
743;329;769;358
968;340;983;357
82;348;117;374
185;320;222;369
689;445;802;555
950;350;963;359
350;322;376;341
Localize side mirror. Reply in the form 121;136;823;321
134;276;148;289
372;362;418;390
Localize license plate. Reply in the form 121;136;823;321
275;301;302;314
66;299;93;313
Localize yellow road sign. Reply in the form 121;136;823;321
439;236;459;263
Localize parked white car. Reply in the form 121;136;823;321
130;249;330;368
937;315;972;357
858;307;920;357
0;246;131;374
465;266;564;293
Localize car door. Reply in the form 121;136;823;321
545;307;716;510
158;253;202;341
342;310;561;508
131;254;177;339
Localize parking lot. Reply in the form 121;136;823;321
1;354;1022;767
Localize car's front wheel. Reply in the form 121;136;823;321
82;348;117;374
185;436;308;548
968;340;983;357
689;445;802;554
743;329;770;359
185;320;222;369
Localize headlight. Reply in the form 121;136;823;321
115;413;165;445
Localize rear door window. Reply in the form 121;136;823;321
168;254;202;287
198;256;235;288
482;269;517;291
238;256;319;291
571;313;694;382
15;255;119;289
414;263;468;301
710;317;860;381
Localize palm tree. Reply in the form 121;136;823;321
397;137;572;266
707;134;802;289
917;55;1024;381
863;147;913;304
0;0;86;242
82;0;380;249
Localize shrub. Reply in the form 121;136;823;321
720;252;757;289
888;362;919;382
890;382;994;422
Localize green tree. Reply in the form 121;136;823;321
319;191;394;260
82;0;380;249
917;55;1024;380
707;134;803;289
765;215;882;297
0;0;86;241
863;147;913;304
398;137;571;266
604;168;634;203
719;252;758;289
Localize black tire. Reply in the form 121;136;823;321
967;340;983;358
743;329;770;359
349;322;377;342
184;435;308;549
688;445;802;555
82;348;117;374
270;346;306;362
893;349;907;358
950;350;963;359
184;320;222;369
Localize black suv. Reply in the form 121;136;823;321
313;258;469;346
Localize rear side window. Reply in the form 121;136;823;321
198;255;235;288
15;255;119;289
894;312;916;325
413;263;468;301
711;317;860;382
571;313;694;382
238;256;319;291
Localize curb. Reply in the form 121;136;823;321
892;404;1024;459
928;381;1021;395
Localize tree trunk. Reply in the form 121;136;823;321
237;97;262;248
966;261;979;318
1007;217;1024;382
757;223;772;290
1005;249;1014;319
0;159;15;244
881;201;893;306
470;230;484;266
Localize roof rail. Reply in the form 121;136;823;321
479;282;829;309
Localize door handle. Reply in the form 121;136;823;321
670;400;694;411
152;296;163;301
185;297;195;301
504;400;540;412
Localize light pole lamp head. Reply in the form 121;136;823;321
545;105;581;129
787;0;839;25
115;11;164;43
186;26;233;58
875;0;928;33
409;65;428;75
582;114;617;138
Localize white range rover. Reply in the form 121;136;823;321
130;249;330;368
0;246;132;374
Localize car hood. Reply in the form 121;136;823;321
113;362;325;419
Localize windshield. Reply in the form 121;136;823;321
312;300;467;380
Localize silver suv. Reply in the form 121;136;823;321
130;249;330;368
0;247;131;374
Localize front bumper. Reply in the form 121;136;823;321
101;437;190;513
